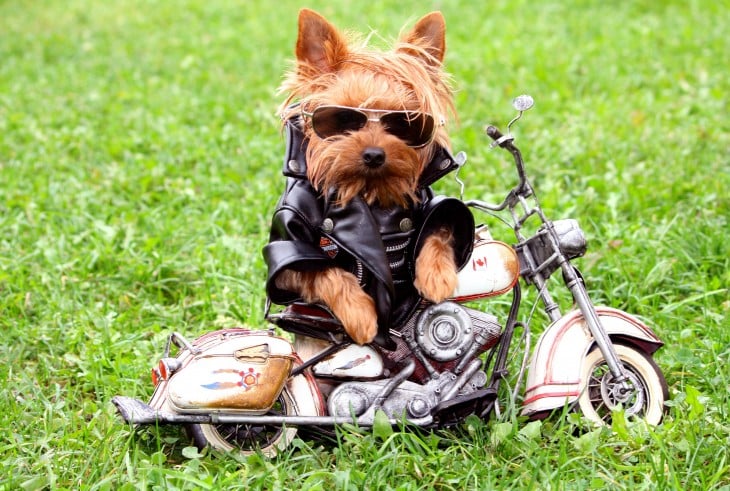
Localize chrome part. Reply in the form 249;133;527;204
415;302;474;362
441;359;482;401
553;219;587;259
325;369;489;423
398;302;501;379
113;396;163;424
516;219;587;284
328;378;439;420
114;395;433;427
454;311;503;374
165;332;197;357
572;283;632;388
512;94;534;112
328;385;372;416
505;94;534;137
600;370;643;410
453;151;468;200
408;397;431;418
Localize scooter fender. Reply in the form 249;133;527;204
521;306;663;417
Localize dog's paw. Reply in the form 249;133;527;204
414;263;458;303
312;268;378;345
414;229;458;303
331;290;378;345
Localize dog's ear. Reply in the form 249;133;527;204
399;11;446;65
295;9;349;75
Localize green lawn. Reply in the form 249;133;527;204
1;0;728;489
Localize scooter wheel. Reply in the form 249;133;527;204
186;387;298;457
577;343;668;425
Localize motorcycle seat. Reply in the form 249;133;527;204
267;303;347;342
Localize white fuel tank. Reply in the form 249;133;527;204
452;229;520;302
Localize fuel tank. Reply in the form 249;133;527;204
452;227;520;302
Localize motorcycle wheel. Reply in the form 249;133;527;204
186;387;298;458
577;343;668;425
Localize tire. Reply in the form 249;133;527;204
577;343;668;425
186;387;299;458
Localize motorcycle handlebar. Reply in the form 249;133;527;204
486;125;514;149
465;125;530;213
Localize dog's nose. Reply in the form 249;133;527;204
362;147;385;168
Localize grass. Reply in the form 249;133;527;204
1;0;728;489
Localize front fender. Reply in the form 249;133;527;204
521;307;663;416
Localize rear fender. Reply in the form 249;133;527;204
521;307;663;416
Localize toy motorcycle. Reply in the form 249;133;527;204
113;95;668;457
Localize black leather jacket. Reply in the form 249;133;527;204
263;117;474;345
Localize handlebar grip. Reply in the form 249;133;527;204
486;125;504;141
486;125;515;150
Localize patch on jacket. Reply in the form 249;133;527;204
319;236;339;258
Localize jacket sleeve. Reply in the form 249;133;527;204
414;194;475;272
262;180;332;305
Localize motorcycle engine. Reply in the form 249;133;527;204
328;303;503;421
414;302;501;362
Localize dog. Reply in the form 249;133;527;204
263;9;474;347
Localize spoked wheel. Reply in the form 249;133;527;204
187;388;298;457
577;343;668;425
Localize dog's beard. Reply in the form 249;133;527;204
307;132;428;208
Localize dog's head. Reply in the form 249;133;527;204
280;9;455;207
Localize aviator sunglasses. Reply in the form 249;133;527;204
301;105;440;148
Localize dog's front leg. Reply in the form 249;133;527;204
276;268;378;345
414;227;458;303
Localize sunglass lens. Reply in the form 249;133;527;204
380;112;435;147
311;107;367;139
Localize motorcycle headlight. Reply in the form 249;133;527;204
553;219;587;260
517;219;587;283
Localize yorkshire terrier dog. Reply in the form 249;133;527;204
264;9;473;347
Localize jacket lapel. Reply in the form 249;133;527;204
323;193;395;297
